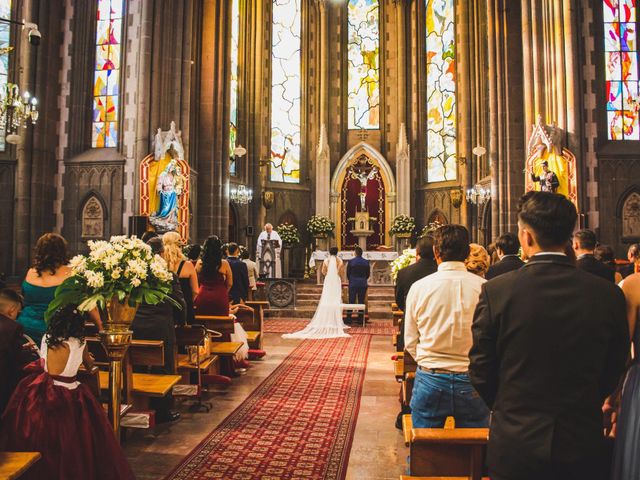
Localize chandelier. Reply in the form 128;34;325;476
230;184;253;205
0;83;38;144
466;184;491;205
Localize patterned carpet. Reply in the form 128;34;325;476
264;318;395;336
166;336;371;480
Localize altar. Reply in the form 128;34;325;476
309;250;399;286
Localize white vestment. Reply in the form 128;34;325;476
256;230;282;278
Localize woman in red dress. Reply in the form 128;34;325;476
0;305;135;480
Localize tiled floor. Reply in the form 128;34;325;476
125;333;407;479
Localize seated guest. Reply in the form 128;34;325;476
574;229;616;283
620;243;639;279
395;235;437;313
0;289;32;415
485;232;524;280
227;243;250;304
594;244;624;284
464;243;490;278
163;232;199;324
469;192;629;480
18;233;71;346
241;249;260;300
0;305;135;479
132;237;186;423
405;225;489;428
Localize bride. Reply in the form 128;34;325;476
283;247;350;339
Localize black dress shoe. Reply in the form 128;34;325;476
157;410;181;423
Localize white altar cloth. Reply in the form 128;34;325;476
309;250;399;286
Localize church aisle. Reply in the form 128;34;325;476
125;332;405;479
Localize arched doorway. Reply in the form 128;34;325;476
228;203;238;243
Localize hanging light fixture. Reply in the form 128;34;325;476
466;184;491;205
0;84;39;144
230;184;253;205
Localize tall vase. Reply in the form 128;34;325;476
99;296;138;440
395;232;412;253
314;233;329;251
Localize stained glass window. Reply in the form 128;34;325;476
347;0;380;130
229;0;239;175
604;0;639;140
426;0;457;182
270;0;301;183
92;0;123;148
0;0;11;151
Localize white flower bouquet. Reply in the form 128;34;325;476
276;223;300;246
46;235;178;318
307;215;335;236
390;248;417;282
389;215;416;236
419;220;444;238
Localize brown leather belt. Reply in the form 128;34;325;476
418;366;468;375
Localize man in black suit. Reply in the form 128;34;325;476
227;243;250;303
573;229;616;283
394;235;438;313
346;246;370;325
469;191;629;480
485;232;524;280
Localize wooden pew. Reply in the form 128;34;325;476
0;452;41;479
193;315;244;376
403;415;488;479
246;301;268;349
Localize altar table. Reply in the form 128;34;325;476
309;250;398;286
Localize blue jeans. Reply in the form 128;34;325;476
410;369;490;428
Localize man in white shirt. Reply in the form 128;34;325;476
404;224;489;428
256;223;282;278
241;249;260;300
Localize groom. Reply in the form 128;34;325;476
346;246;370;325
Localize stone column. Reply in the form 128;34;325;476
315;124;330;217
395;123;410;216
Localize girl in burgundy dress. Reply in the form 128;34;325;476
0;306;135;480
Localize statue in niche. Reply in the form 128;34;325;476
623;192;640;239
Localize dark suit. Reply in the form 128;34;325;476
394;258;438;313
485;255;524;280
347;256;370;322
0;315;31;414
576;254;616;283
469;254;629;480
228;256;250;303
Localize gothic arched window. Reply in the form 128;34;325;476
347;0;380;130
229;0;240;176
92;0;123;148
425;0;457;182
603;1;639;140
0;0;11;151
270;0;301;184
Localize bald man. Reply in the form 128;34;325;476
256;223;282;278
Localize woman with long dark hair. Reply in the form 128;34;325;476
0;306;135;479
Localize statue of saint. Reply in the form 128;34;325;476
530;160;560;193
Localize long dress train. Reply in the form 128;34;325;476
282;255;350;339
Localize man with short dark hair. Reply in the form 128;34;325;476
485;233;524;280
405;225;489;428
346;246;370;324
0;289;30;414
227;243;250;303
395;235;438;313
469;192;629;480
573;229;616;283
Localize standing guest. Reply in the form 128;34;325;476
227;243;250;304
469;192;629;480
464;243;491;278
186;244;202;267
0;289;32;415
594;244;624;284
346;246;370;324
0;305;135;479
574;229;616;283
18;233;71;345
485;233;524;280
132;236;186;423
241;249;260;300
162;232;199;324
620;244;639;279
395;235;438;313
405;225;489;428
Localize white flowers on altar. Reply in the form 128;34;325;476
307;215;335;236
390;248;417;283
389;215;416;236
46;235;178;319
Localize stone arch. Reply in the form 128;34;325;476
79;191;108;240
617;186;640;242
330;142;396;248
278;210;298;228
426;208;449;226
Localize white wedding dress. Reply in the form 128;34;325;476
282;255;350;339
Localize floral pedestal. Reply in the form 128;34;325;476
394;232;412;253
314;234;329;252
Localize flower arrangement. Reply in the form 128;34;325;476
389;215;416;236
276;223;300;246
390;248;417;282
306;215;335;236
419;220;444;239
46;235;178;318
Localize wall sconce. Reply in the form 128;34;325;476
450;189;463;209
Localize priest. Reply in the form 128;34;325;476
256;223;282;278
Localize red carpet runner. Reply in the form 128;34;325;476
265;318;395;336
166;335;371;480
